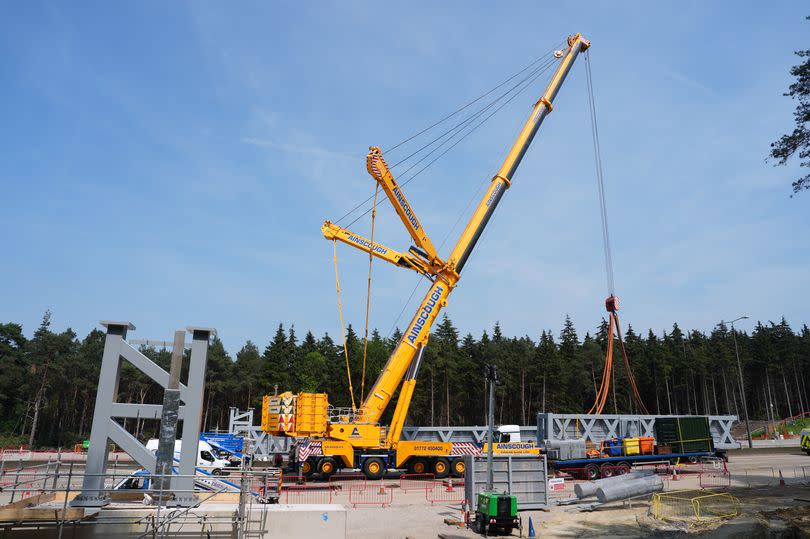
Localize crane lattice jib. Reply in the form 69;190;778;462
356;34;590;426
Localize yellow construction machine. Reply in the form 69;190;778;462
262;34;590;480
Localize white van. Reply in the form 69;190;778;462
145;439;231;475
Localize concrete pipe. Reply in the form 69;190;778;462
573;469;653;499
595;474;663;504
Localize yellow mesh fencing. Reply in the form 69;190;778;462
650;490;741;523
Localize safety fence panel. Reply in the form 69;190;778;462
699;469;731;489
281;474;307;487
348;484;393;507
737;467;776;488
650;491;741;523
426;479;465;505
793;465;810;483
245;472;282;499
284;484;333;504
328;474;367;497
0;448;32;462
547;476;578;500
400;473;435;492
692;492;741;520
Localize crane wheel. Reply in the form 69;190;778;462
362;457;385;480
451;458;465;477
318;457;337;478
301;460;314;478
408;458;429;475
433;457;450;479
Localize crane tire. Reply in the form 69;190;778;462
451;457;465;478
318;457;337;478
362;457;385;480
408;458;429;475
433;457;450;479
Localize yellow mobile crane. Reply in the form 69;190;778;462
262;34;590;480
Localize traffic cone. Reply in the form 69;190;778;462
779;469;786;486
446;479;454;492
528;516;536;538
378;484;386;495
671;467;679;481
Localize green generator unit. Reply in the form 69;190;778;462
474;491;519;536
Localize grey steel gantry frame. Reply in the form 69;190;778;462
72;321;215;507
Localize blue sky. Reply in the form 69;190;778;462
2;2;808;352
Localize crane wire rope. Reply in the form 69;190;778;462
382;41;565;156
584;50;647;414
333;47;563;228
388;55;561;169
379;57;562;336
585;51;615;296
332;240;357;410
359;183;380;405
344;55;560;231
385;173;490;338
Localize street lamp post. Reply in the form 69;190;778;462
722;316;752;449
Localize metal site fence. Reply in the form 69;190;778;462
400;473;435;492
284;484;333;504
348;484;394;507
727;466;810;488
0;465;285;539
426;478;465;504
650;491;741;522
328;473;367;496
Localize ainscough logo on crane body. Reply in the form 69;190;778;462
406;284;444;345
392;187;420;231
347;235;388;255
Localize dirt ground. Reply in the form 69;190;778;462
345;485;810;539
344;449;810;539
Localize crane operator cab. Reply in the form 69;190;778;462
492;425;522;443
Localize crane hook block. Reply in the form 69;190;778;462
605;295;619;313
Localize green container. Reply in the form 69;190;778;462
678;416;712;453
655;417;712;454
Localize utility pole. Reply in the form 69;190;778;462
722;316;752;449
485;364;498;491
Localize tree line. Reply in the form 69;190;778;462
1;311;809;448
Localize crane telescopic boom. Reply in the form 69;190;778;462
357;33;590;427
262;34;590;461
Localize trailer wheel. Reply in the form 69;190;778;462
600;463;616;478
408;458;429;475
433;457;450;479
585;464;600;481
451;457;465;478
362;457;385;480
615;462;632;475
687;456;699;464
318;457;337;479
